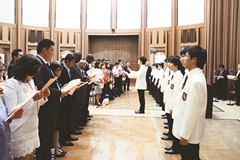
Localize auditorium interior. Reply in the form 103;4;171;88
0;0;240;159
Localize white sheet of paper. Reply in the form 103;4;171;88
5;89;38;122
61;79;81;92
41;77;58;91
86;68;96;77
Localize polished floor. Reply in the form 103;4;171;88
57;88;240;160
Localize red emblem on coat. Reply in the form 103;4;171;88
182;92;187;101
168;80;170;84
170;84;174;89
163;75;165;78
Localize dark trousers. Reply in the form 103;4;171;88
235;85;240;104
36;115;56;160
216;82;227;99
180;143;200;160
124;77;130;90
137;89;145;112
166;113;173;137
172;135;181;151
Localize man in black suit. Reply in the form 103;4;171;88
84;54;95;117
71;52;90;126
123;61;131;91
215;64;229;100
234;64;240;106
145;61;152;91
33;39;68;160
8;49;24;78
58;54;78;146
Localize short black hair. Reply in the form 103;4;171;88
115;62;119;65
219;64;225;69
13;54;42;81
73;51;82;63
187;45;207;69
180;47;189;56
65;54;75;63
139;56;147;65
11;49;22;59
37;39;55;54
86;54;94;63
95;61;101;69
50;62;62;72
118;59;122;63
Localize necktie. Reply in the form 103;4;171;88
68;70;72;80
182;75;188;89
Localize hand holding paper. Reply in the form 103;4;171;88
41;77;58;92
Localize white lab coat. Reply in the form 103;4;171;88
172;68;207;144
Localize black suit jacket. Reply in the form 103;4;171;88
235;71;240;87
146;66;152;82
33;56;61;118
58;64;71;86
123;66;131;73
216;70;229;85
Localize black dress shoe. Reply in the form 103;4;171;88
58;149;67;154
165;147;172;150
87;117;91;121
71;130;82;135
127;89;131;91
67;137;78;141
62;141;74;146
164;125;169;129
135;110;144;114
163;132;169;135
56;152;65;157
164;122;169;125
76;125;84;130
88;115;93;117
165;149;180;154
161;135;173;140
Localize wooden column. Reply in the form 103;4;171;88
111;0;116;31
16;0;21;49
171;0;178;55
49;0;55;41
81;0;87;57
141;0;146;57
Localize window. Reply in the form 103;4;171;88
147;0;171;28
87;0;111;29
56;0;81;29
22;0;49;27
178;0;204;26
117;0;141;29
0;0;15;24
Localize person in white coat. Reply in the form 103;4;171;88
172;45;207;160
125;56;147;114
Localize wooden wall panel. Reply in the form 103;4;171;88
20;29;26;53
158;30;164;44
2;26;9;42
61;31;67;44
145;32;150;61
53;31;59;61
176;30;181;54
45;31;50;39
199;27;205;48
76;32;81;52
89;36;139;70
167;31;172;56
151;31;157;45
11;28;17;50
68;32;74;45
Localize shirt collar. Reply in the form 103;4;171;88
188;68;203;78
36;54;48;65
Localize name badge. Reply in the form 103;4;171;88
170;84;174;90
182;92;187;101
